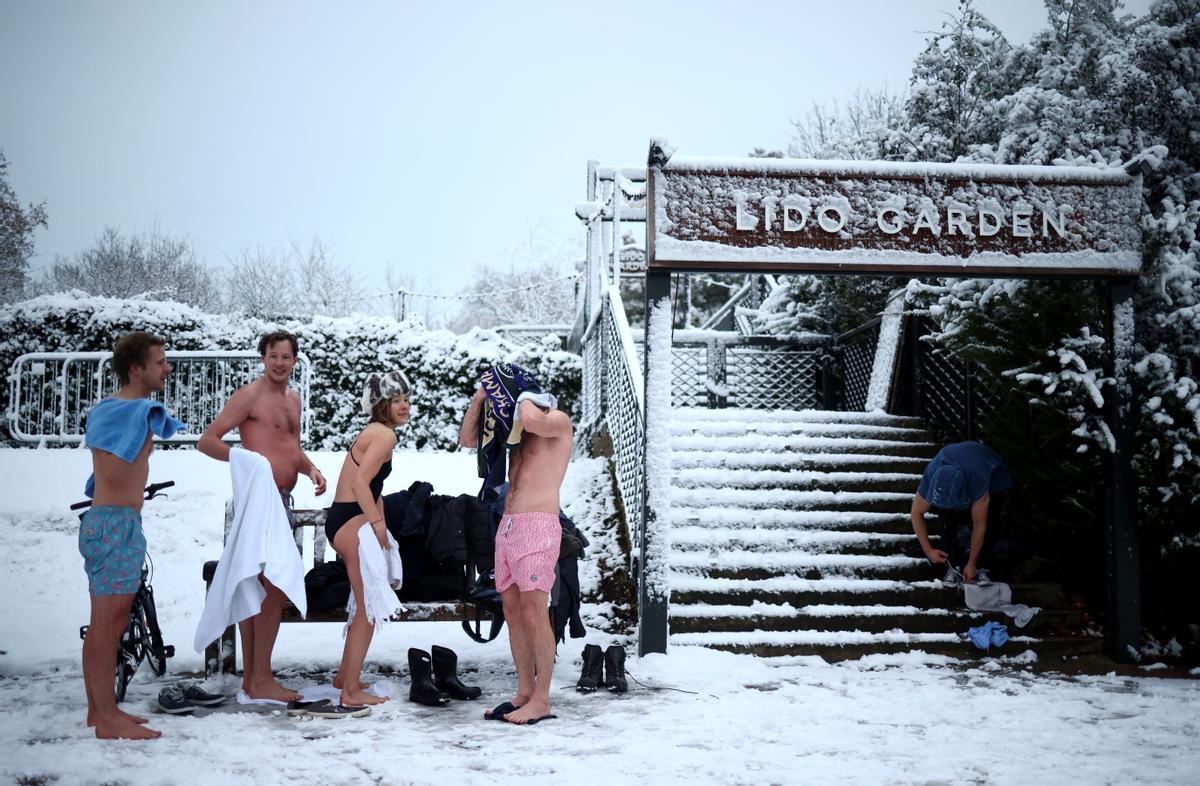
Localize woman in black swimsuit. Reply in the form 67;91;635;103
326;369;410;709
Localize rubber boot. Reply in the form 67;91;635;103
603;645;628;693
431;645;482;700
408;648;451;707
576;644;603;692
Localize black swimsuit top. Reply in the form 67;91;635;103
350;438;392;499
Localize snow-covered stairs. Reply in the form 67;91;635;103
665;407;1082;660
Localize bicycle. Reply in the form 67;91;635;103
75;481;177;703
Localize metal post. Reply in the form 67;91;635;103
706;341;727;408
820;346;836;409
585;160;600;321
639;269;672;656
909;317;924;419
965;362;976;442
1104;279;1141;661
612;174;623;289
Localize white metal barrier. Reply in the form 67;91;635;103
6;351;312;444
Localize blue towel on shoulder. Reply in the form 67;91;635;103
83;397;185;496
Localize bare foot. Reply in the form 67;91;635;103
245;680;302;703
93;714;161;740
332;672;370;692
504;699;551;725
88;708;148;727
341;689;388;707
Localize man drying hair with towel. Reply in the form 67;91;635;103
459;363;572;725
81;331;183;739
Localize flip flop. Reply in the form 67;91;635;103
287;698;333;717
484;701;519;721
523;714;557;725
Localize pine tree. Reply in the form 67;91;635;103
905;0;1011;162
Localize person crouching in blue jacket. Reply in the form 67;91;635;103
910;441;1012;586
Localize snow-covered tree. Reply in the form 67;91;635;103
447;260;576;332
788;87;913;161
36;225;224;311
0;150;48;304
906;0;1200;630
448;220;579;331
225;236;367;319
905;0;1011;162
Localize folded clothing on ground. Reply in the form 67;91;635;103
967;620;1009;651
963;580;1040;628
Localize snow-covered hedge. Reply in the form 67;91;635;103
0;292;581;450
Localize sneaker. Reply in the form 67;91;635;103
157;684;195;715
942;567;963;588
181;683;226;707
287;698;332;716
305;703;371;719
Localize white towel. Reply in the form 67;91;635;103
194;447;308;652
963;580;1040;628
344;522;405;637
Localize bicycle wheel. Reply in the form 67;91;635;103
114;648;137;703
139;587;169;677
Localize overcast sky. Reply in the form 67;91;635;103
1;0;1153;311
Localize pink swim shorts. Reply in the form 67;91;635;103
494;512;561;594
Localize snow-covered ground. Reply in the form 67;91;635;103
1;446;1197;785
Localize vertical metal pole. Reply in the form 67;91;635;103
612;174;623;290
965;362;976;442
820;346;836;409
639;269;672;656
910;318;924;419
1105;279;1141;661
705;341;727;409
585;160;599;321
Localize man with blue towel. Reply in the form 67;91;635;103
80;331;183;739
910;441;1012;586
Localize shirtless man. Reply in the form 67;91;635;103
459;370;573;725
198;330;326;703
81;331;180;739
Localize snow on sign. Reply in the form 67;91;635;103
646;141;1143;278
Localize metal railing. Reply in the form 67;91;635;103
493;324;571;346
7;351;312;444
655;319;886;413
579;287;645;542
831;319;882;411
905;317;996;442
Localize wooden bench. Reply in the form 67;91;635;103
201;503;478;676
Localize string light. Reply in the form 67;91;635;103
296;272;581;310
394;272;580;301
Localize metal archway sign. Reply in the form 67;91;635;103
638;139;1144;662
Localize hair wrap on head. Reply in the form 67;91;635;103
360;370;411;415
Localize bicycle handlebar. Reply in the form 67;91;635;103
70;480;176;511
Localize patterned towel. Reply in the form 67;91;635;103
476;363;555;501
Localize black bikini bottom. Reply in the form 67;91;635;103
325;500;364;544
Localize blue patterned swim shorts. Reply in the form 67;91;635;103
79;505;146;596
